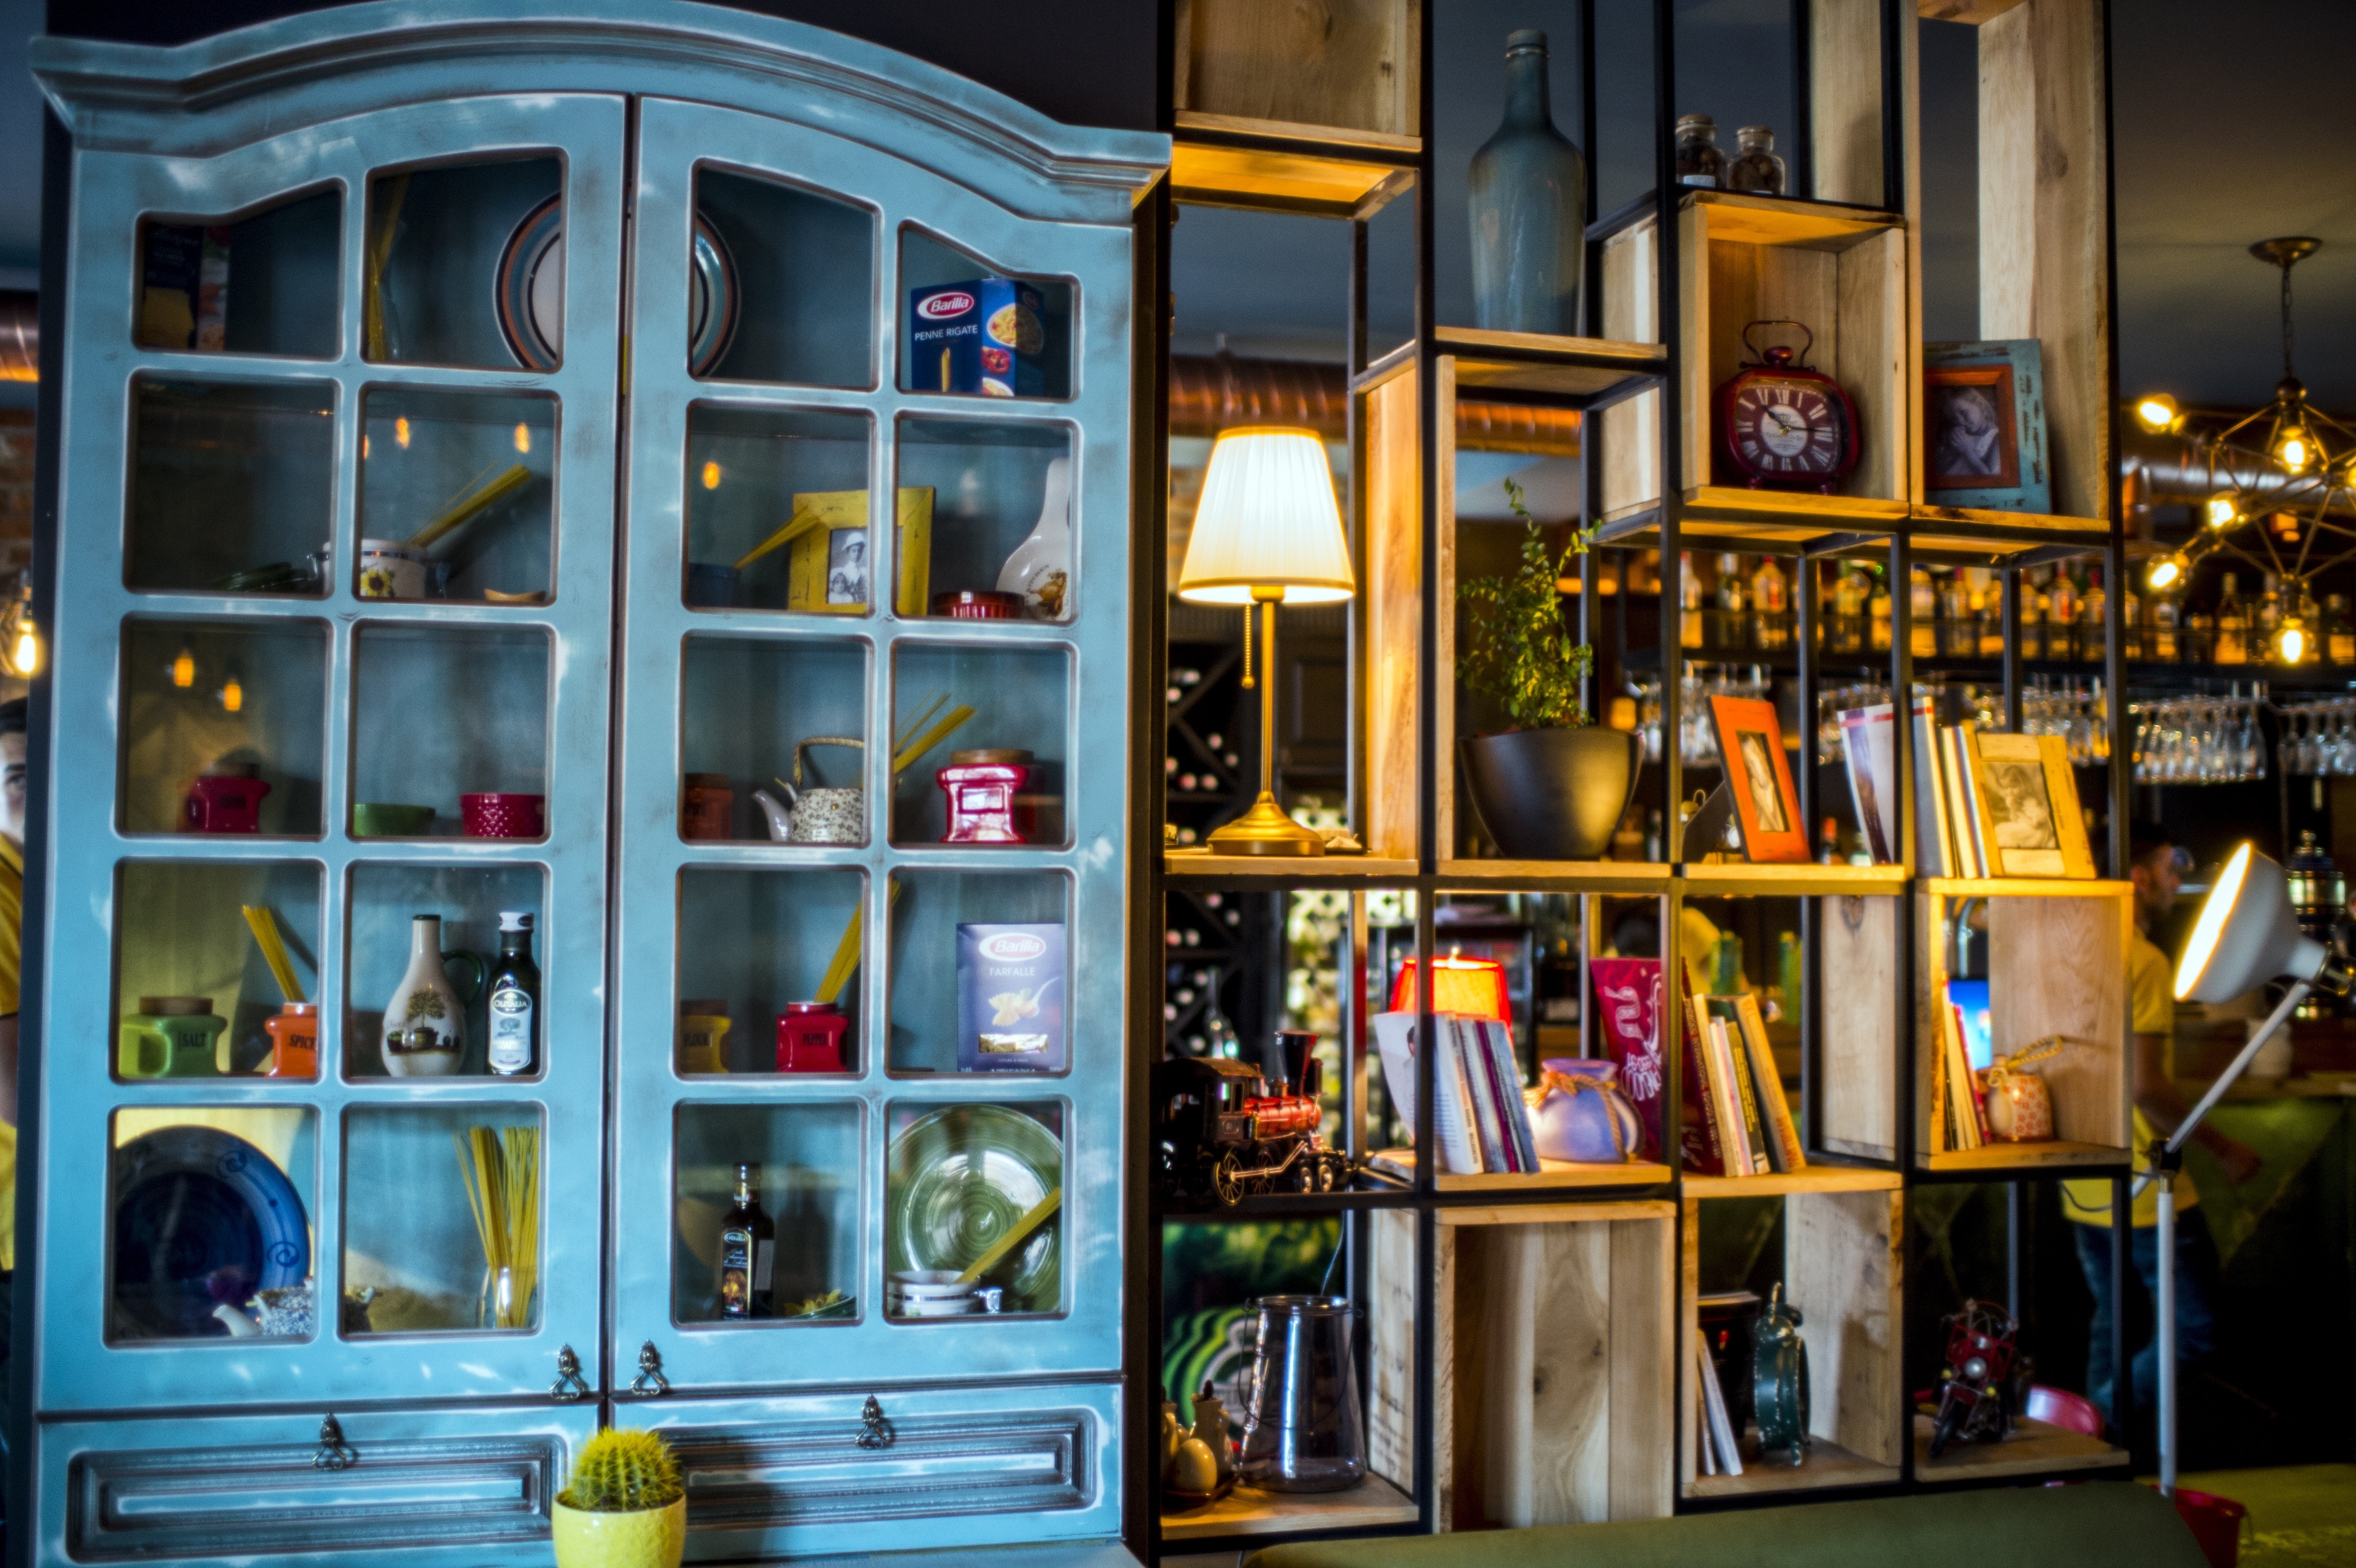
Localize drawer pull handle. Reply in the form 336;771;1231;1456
855;1395;894;1451
312;1413;357;1471
630;1340;670;1396
550;1344;591;1402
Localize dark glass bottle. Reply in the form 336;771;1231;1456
1467;30;1587;336
485;911;539;1076
716;1162;774;1320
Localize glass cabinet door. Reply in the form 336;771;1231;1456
41;91;625;1411
608;96;1135;1396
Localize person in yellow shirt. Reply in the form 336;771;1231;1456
2061;821;2258;1427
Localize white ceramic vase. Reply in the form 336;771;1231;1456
996;455;1072;619
382;914;470;1078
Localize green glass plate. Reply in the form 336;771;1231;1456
887;1104;1061;1314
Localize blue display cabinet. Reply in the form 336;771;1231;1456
23;4;1162;1561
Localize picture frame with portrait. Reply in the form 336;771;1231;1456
1963;730;2094;879
1923;340;2050;515
1706;694;1809;863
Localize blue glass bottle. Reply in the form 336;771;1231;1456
1468;30;1588;336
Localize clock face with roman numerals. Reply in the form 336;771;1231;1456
1730;376;1845;477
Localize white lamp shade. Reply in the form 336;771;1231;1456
2175;844;2328;1003
1177;426;1355;605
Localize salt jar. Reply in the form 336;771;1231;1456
1529;1057;1643;1163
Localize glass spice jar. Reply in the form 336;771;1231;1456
1675;114;1726;188
1727;125;1788;195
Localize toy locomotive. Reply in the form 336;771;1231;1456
1155;1030;1353;1206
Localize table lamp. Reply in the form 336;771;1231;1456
2148;842;2352;1497
1387;948;1511;1022
1177;426;1356;855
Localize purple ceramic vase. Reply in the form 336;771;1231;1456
1531;1058;1643;1163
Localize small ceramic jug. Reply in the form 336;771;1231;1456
678;1001;732;1075
1190;1383;1237;1484
1530;1057;1643;1163
382;914;487;1077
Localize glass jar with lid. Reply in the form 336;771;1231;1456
1727;125;1788;195
1675;114;1725;188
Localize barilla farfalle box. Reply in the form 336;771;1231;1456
957;923;1065;1071
910;278;1047;398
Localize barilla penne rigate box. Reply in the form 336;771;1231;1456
958;923;1065;1072
909;278;1047;398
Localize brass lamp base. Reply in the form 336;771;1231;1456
1207;793;1328;856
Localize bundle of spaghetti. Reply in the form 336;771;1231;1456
408;462;532;550
455;1124;541;1330
240;904;304;1003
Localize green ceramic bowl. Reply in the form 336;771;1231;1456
887;1104;1062;1314
353;802;436;837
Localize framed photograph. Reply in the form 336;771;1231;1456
785;487;934;615
1965;730;2094;879
1924;340;2050;515
1707;694;1809;863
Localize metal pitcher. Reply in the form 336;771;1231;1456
1238;1295;1367;1492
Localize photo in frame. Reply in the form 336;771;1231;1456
1964;730;2094;879
1706;694;1808;863
785;487;934;616
1923;340;2050;514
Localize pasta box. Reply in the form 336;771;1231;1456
909;278;1047;398
957;923;1065;1072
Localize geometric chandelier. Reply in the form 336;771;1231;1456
2142;237;2356;660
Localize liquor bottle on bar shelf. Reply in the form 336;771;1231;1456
1869;570;1892;653
2149;594;2180;663
1829;565;1866;655
2049;570;2079;664
1937;569;1972;659
1909;567;1936;657
1715;553;1747;650
2216;574;2249;665
716;1162;775;1320
1680;552;1704;649
1750;555;1789;652
486;911;539;1078
2329;596;2355;665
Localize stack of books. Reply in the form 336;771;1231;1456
1931;980;1993;1154
1371;1012;1539;1175
1836;690;2094;879
1680;992;1805;1177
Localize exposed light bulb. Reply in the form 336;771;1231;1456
2135;394;2180;432
2278;430;2312;472
2147;555;2184;591
513;423;531;454
2278;620;2308;664
220;674;244;713
394;416;412;450
10;621;36;676
701;461;722;490
170;647;196;689
2206;495;2237;529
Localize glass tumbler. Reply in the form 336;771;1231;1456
1239;1295;1367;1492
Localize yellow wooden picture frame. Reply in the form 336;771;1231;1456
785;487;934;615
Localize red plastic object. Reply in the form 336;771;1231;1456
938;758;1037;844
1388;952;1510;1022
184;774;271;833
2148;1486;2246;1568
2024;1385;2103;1437
775;1002;848;1073
930;589;1022;620
461;792;546;839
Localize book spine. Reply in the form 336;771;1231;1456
1681;993;1728;1176
1452;1018;1509;1174
1952;723;1993;878
1910;694;1950;878
1473;1019;1525;1174
1840;710;1892;863
1699;1014;1751;1177
1928;999;1950;1155
1948;1003;1986;1148
1697;1334;1744;1476
1718;1016;1775;1174
1487;1021;1541;1173
1734;995;1807;1171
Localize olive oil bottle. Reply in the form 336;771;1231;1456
485;911;540;1077
716;1162;775;1319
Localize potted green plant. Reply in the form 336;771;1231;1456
553;1426;687;1568
1455;481;1638;860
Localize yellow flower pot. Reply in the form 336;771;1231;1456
551;1497;686;1568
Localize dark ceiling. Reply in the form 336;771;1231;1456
4;0;2351;412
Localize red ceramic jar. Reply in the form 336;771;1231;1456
184;774;272;833
461;792;546;839
774;1002;847;1073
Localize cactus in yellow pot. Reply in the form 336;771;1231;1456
553;1427;686;1568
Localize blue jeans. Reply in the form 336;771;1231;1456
2073;1210;2220;1427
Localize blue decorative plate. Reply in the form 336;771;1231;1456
496;196;740;376
110;1126;309;1341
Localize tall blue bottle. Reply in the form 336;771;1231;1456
1468;30;1588;336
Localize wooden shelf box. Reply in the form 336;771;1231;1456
1597;192;1910;534
1681;1170;1905;1498
1171;0;1419;152
1370;1202;1675;1532
1814;893;1905;1163
1913;881;2132;1171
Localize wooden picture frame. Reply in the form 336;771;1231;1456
1923;339;2050;514
1964;730;2094;879
786;487;934;616
1707;694;1808;863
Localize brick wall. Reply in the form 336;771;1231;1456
0;410;31;577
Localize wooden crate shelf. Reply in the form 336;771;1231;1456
1372;1202;1675;1531
1680;1180;1904;1496
1171;137;1415;219
1909;1413;2125;1481
1369;1150;1676;1192
1160;1472;1418;1542
1595;484;1910;545
1683;862;1909;898
1920;1139;2126;1174
1434;860;1672;894
1171;0;1420;160
1164;850;1419;886
1597;191;1909;525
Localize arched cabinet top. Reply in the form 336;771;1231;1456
31;0;1168;226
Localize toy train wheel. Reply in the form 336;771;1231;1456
1212;1152;1243;1207
1319;1152;1351;1191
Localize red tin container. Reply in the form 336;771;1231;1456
775;1002;848;1073
930;589;1023;621
681;773;735;840
938;749;1044;844
184;773;271;833
461;792;546;839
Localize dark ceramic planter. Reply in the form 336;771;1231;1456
1460;725;1640;860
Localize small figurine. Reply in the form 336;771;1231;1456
1154;1034;1353;1206
1189;1383;1236;1485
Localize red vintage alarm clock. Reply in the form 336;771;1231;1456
1714;320;1860;493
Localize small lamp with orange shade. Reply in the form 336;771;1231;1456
1387;947;1510;1023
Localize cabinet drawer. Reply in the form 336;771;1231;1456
44;1406;595;1567
638;1382;1122;1560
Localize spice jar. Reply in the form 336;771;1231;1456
938;748;1040;844
679;1000;732;1075
1727;125;1788;195
775;1001;847;1073
264;1001;319;1078
681;773;735;840
1675;114;1726;188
